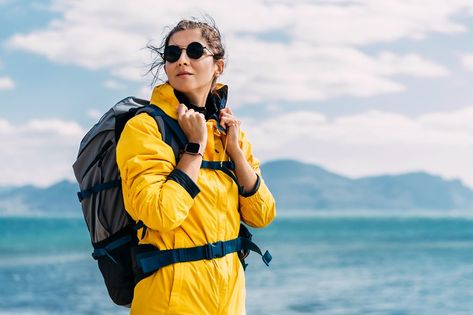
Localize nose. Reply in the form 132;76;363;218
177;48;189;66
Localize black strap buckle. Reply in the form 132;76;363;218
77;191;83;202
204;241;226;259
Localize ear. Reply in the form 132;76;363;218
214;59;225;76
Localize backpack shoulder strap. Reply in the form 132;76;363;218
135;105;187;161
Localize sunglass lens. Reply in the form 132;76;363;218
163;45;181;62
186;42;205;59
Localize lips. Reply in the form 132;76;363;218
177;72;193;76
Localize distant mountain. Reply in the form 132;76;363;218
0;159;472;215
0;180;80;215
261;160;473;210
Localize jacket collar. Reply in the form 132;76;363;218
150;82;228;120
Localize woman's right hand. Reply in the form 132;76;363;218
177;103;207;147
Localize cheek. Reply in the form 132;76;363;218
164;63;174;76
197;62;216;80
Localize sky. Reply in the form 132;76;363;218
0;0;472;189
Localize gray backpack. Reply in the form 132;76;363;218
72;96;185;306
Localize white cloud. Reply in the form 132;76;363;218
137;85;153;99
377;52;449;77
103;79;126;90
243;106;473;189
87;109;102;120
419;106;473;133
0;77;15;90
0;59;15;90
289;0;467;45
5;0;464;104
25;119;84;136
224;42;449;105
7;26;147;73
460;53;473;72
0;118;85;187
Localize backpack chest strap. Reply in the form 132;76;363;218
200;160;244;194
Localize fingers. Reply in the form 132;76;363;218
177;103;207;144
220;115;241;129
219;107;233;119
219;108;240;129
187;110;205;124
177;103;187;119
227;120;241;128
220;113;239;122
178;104;205;124
219;107;233;115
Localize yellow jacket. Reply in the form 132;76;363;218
116;83;276;314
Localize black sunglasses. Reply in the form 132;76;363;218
161;42;214;63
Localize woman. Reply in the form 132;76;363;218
116;18;276;314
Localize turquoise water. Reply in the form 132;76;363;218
1;214;473;314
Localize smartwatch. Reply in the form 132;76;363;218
184;142;204;157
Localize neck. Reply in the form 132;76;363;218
185;92;207;107
181;87;209;107
180;82;213;107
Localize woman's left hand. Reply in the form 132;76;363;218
219;107;242;159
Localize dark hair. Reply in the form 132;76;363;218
147;16;225;89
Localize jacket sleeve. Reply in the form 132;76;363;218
116;113;199;232
238;130;276;228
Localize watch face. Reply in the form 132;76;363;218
186;142;200;153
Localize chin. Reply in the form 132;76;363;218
172;82;209;97
169;80;192;93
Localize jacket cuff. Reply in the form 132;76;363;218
240;173;261;197
168;169;200;199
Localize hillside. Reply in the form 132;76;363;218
1;160;473;215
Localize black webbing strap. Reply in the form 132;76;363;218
134;220;147;240
201;160;244;194
91;234;133;264
135;237;272;277
201;160;235;170
78;179;121;202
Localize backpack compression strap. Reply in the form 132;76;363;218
77;179;121;202
133;237;272;282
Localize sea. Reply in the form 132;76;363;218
1;211;473;315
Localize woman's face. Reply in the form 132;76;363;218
165;29;223;104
